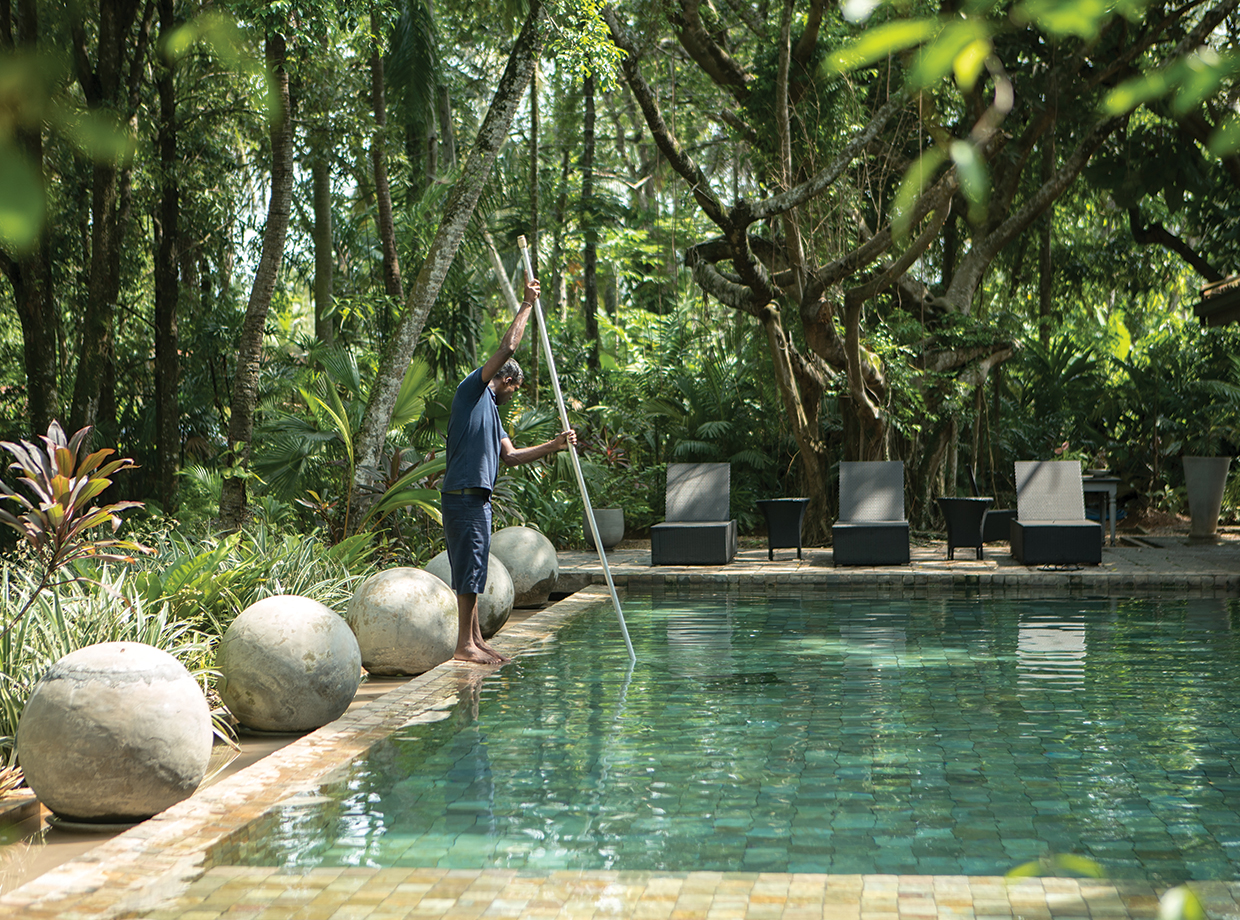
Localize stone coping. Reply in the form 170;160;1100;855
0;588;607;920
3;573;1240;919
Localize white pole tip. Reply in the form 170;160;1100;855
517;235;528;249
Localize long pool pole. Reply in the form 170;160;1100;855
517;235;635;662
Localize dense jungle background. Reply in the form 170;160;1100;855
2;0;1240;559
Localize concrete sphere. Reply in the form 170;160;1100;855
424;551;514;639
17;642;212;822
218;595;362;732
490;526;558;608
347;568;457;675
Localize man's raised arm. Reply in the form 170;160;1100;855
479;278;540;383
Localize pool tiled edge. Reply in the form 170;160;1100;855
0;587;614;920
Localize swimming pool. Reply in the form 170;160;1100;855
228;589;1240;883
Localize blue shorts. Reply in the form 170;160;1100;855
442;492;491;594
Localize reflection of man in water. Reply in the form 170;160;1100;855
441;278;576;665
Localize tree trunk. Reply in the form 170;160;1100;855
583;74;599;370
69;0;144;439
219;30;294;531
529;67;540;277
1037;136;1054;347
350;0;546;510
527;66;541;401
0;0;59;435
311;133;335;346
153;0;179;512
436;83;456;170
371;7;404;308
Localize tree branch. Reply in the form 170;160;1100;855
1128;206;1223;282
945;115;1126;312
604;6;727;228
750;93;908;223
668;0;752;104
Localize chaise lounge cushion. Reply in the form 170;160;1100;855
1010;461;1102;565
650;463;738;566
832;461;910;566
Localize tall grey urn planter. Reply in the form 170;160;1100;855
16;642;213;822
584;508;625;550
1184;455;1232;541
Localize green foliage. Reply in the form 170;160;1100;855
1006;852;1105;878
544;0;624;89
255;348;442;541
129;526;373;633
1158;885;1207;920
0;523;369;766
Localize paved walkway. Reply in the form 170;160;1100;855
0;538;1237;920
556;534;1240;593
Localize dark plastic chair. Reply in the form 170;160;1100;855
937;496;992;560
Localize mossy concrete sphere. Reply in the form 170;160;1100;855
346;568;457;676
218;595;362;732
17;642;212;822
424;551;514;639
490;526;558;608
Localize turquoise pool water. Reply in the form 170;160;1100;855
232;590;1240;881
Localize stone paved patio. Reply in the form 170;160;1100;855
0;536;1237;920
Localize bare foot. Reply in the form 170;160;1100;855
454;642;501;666
479;641;511;664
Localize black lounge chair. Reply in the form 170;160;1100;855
832;461;910;566
650;463;738;565
1010;460;1102;565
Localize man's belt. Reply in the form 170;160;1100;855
441;487;491;496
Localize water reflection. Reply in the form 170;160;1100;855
666;595;737;679
1017;617;1086;689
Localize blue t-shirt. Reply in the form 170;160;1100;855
443;367;509;492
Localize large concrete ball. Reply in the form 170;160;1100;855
424;551;514;639
346;568;457;676
17;642;212;822
490;526;558;608
218;595;362;733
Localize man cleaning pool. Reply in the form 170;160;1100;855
441;277;576;665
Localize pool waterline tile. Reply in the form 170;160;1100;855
2;573;1240;918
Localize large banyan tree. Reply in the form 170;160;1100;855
602;0;1237;536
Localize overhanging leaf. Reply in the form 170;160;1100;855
1013;0;1111;38
892;147;948;241
1208;115;1240;157
909;20;988;89
824;19;941;74
0;145;45;253
55;107;138;163
950;140;990;223
1104;68;1172;115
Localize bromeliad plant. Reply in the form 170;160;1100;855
0;422;150;639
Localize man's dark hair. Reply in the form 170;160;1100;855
498;358;523;385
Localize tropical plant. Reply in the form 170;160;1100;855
257;349;442;540
130;526;373;634
0;422;149;639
